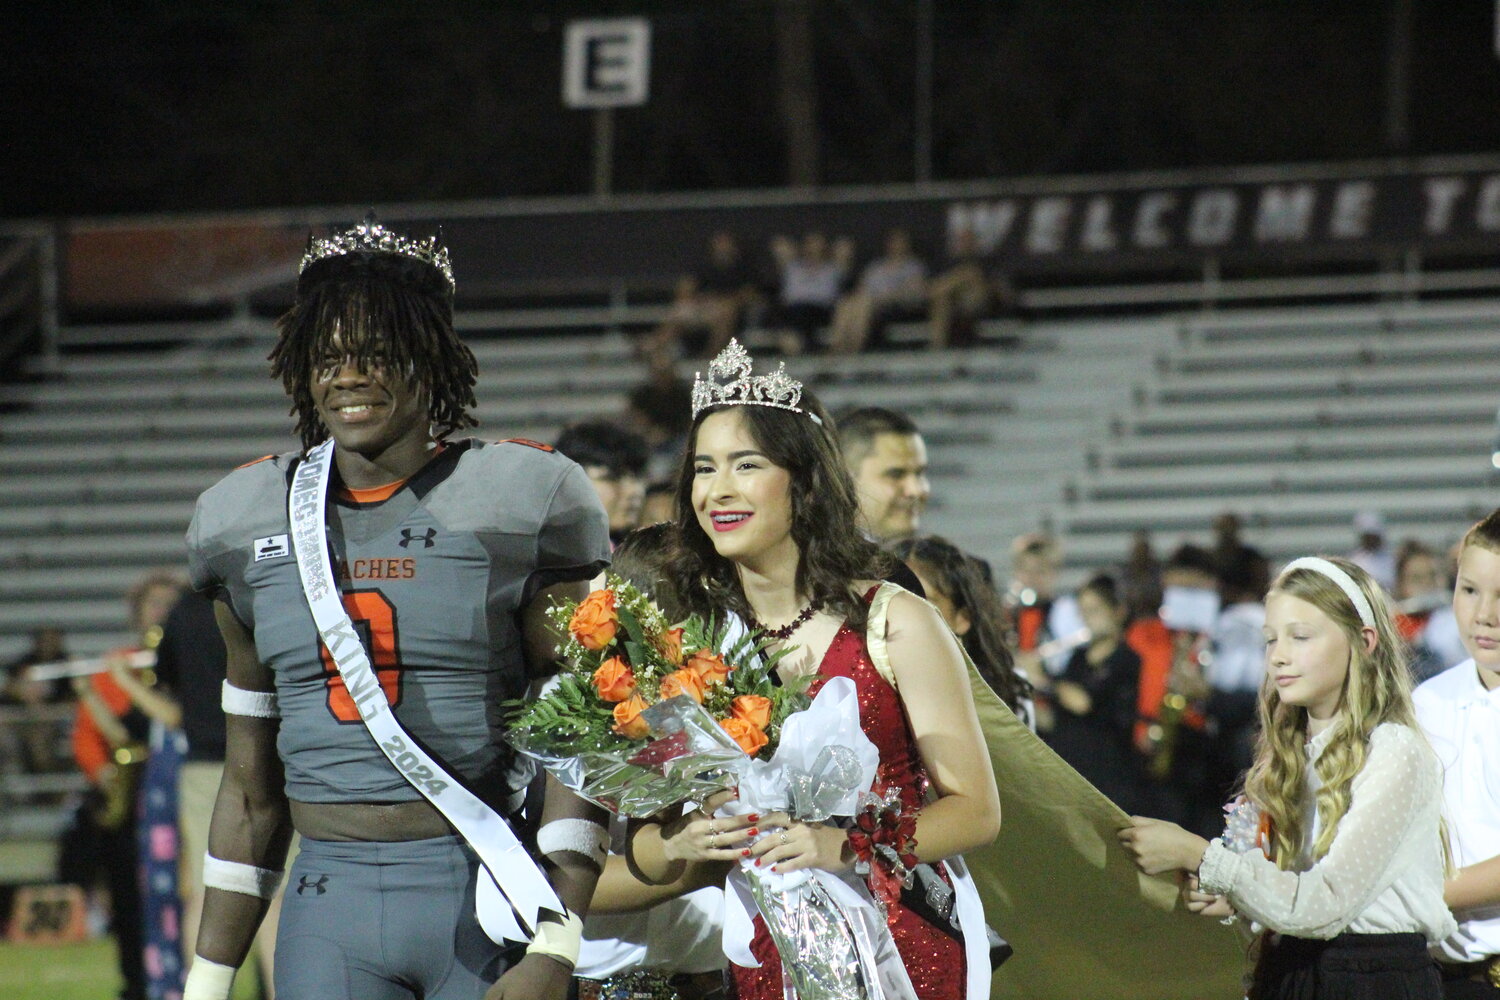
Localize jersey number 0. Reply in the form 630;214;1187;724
319;589;403;722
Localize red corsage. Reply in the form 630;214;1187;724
846;790;919;924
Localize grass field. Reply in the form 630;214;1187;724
0;938;265;999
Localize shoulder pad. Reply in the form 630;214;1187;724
497;438;555;453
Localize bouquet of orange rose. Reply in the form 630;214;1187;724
504;575;814;817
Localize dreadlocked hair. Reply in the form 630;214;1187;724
269;253;478;453
1243;555;1423;869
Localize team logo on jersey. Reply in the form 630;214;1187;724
253;534;290;562
296;874;329;896
398;528;437;549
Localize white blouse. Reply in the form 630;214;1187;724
1197;722;1457;943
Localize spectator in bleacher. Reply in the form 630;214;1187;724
1347;508;1397;591
62;570;185;1000
826;227;929;355
766;230;853;354
624;345;695;483
891;534;1035;730
555;420;650;545
639;480;675;527
1043;572;1148;815
835;405;930;544
925;227;1019;350
1210;510;1254;578
1119;529;1163;627
641;231;764;361
1415;536;1472;675
1392;539;1452;682
1;626;72;774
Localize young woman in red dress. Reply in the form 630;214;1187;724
627;344;1001;999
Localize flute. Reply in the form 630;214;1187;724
24;626;162;682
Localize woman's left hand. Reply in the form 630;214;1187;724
746;813;854;875
1117;816;1209;876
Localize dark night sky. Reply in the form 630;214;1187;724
7;1;1500;221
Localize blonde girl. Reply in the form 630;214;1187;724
1118;555;1454;1000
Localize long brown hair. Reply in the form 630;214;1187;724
1243;556;1421;866
669;398;892;632
890;535;1030;714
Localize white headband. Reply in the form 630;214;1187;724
1279;557;1377;629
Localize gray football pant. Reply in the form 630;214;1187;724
275;835;511;999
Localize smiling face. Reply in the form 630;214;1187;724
690;409;796;571
852;432;930;542
1453;542;1500;682
308;335;432;482
1263;591;1353;722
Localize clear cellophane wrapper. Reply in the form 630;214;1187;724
508;693;748;818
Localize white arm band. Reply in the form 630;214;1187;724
182;957;237;1000
221;680;279;718
525;910;583;968
202;853;283;900
536;818;610;866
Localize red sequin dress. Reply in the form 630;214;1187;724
730;600;967;1000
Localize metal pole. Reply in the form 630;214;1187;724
593;107;615;197
1384;0;1412;152
39;224;60;375
914;0;934;183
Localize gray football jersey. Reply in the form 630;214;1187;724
187;439;610;805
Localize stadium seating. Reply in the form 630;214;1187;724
2;296;1498;662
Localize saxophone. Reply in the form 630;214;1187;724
1146;632;1209;782
89;626;161;831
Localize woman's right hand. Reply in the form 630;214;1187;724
659;789;760;863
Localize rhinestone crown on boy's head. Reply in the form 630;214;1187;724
299;220;455;293
690;339;819;423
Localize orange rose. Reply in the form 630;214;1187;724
686;649;732;687
720;717;769;756
612;694;651;740
569;589;618;651
730;694;772;730
591;656;636;702
656;627;685;666
659;668;707;704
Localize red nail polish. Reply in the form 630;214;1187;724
754;859;761;867
741;848;751;857
770;865;778;873
748;814;760;823
748;827;759;836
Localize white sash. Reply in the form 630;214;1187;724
288;439;562;944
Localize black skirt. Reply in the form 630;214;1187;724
1251;931;1442;1000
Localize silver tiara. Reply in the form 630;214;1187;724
300;220;455;293
690;339;820;423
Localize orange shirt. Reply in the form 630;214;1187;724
71;667;134;783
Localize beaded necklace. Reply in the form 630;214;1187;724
746;603;822;640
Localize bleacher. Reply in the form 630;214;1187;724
1055;299;1500;570
4;295;1499;663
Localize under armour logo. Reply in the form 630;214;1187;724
296;875;329;896
398;528;437;549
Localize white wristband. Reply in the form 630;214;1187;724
525;910;583;968
221;681;279;718
202;853;283;900
536;818;610;866
183;957;237;1000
